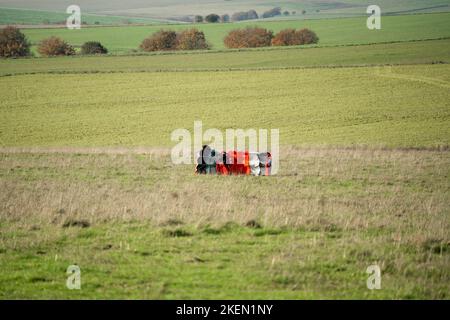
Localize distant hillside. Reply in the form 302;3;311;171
0;7;175;26
0;0;449;23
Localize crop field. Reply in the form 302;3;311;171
17;12;450;54
1;64;449;148
0;7;449;300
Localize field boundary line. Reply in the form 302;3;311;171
0;146;171;155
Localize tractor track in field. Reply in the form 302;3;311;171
374;67;450;89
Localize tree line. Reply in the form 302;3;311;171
194;7;301;23
224;27;318;48
0;25;318;57
141;27;319;51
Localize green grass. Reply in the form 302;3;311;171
0;7;170;26
0;220;446;299
1;39;449;76
0;149;448;299
17;12;450;53
1;64;449;148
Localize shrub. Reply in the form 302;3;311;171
262;7;281;18
231;11;247;21
224;27;273;49
140;29;210;52
194;15;203;23
295;28;319;45
271;28;297;46
231;10;258;21
140;30;177;52
272;28;319;46
37;37;75;56
221;14;230;23
247;10;259;20
205;14;220;23
0;26;30;58
81;41;108;55
176;28;209;50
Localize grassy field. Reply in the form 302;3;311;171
1;64;449;148
16;12;450;53
0;147;448;299
0;9;449;299
1;39;449;76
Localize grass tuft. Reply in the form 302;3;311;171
62;219;91;228
162;228;193;237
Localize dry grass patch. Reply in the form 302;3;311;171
0;146;448;238
0;145;448;298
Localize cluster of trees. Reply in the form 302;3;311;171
194;14;229;23
221;14;230;22
231;10;259;21
0;26;108;58
37;36;76;56
205;14;220;23
224;27;318;49
195;6;296;23
38;38;108;56
0;26;30;58
1;25;318;57
271;28;319;46
262;7;282;18
140;29;209;52
224;27;273;48
81;41;108;54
